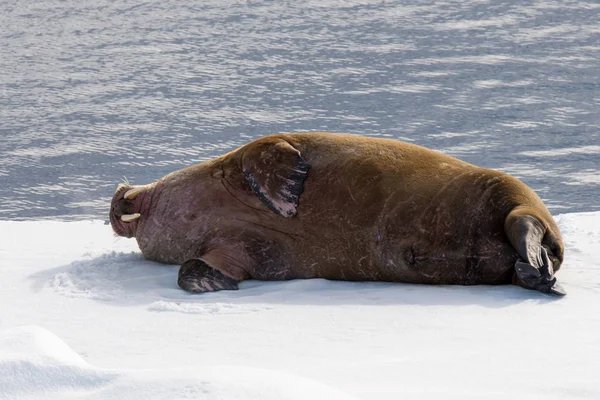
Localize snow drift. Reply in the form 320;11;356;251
0;326;355;400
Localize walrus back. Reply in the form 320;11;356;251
266;133;558;286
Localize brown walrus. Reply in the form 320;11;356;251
109;132;565;296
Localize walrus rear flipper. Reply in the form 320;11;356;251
242;139;310;217
177;259;239;293
505;211;566;296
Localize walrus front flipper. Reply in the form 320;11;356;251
177;259;239;293
505;212;566;296
242;139;310;217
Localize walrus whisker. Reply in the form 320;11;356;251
121;176;130;185
120;213;141;222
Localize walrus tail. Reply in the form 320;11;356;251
504;206;566;296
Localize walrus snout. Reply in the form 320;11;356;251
109;184;146;238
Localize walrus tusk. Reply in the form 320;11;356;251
121;213;141;222
124;186;146;200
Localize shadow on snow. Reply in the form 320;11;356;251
28;251;559;308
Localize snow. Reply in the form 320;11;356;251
1;214;600;399
0;327;354;400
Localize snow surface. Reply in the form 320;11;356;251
1;214;599;399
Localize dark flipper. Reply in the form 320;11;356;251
505;212;566;296
242;139;310;217
177;259;239;293
547;282;567;296
514;249;566;296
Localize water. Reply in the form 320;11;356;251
1;0;599;220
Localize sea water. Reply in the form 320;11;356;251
1;0;599;220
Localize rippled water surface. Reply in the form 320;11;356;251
1;0;599;220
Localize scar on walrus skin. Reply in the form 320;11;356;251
109;132;565;296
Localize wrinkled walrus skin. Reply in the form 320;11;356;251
109;132;565;296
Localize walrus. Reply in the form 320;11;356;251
109;132;565;296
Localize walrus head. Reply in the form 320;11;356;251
109;183;150;238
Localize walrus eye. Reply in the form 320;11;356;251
405;247;416;265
